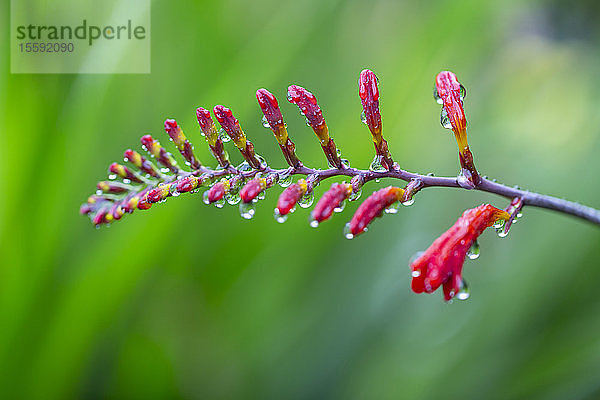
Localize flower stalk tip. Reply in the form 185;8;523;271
435;71;480;186
359;69;394;170
213;105;262;169
256;89;301;167
164;119;201;169
287;85;343;168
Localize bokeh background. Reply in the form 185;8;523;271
2;0;600;399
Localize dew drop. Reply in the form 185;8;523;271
456;280;470;300
309;219;319;228
299;192;314;208
257;191;266;200
123;157;129;163
218;128;231;142
108;174;117;180
237;161;251;172
202;190;210;205
409;251;424;265
349;189;362;201
440;108;452;130
467;240;480;260
411;270;421;278
261;115;271;128
214;198;225;208
278;174;292;188
384;201;400;214
274;208;288;223
360;110;367;124
239;202;255;219
334;200;346;213
123;178;131;184
401;198;415;207
369;155;386;173
343;223;354;239
226;192;241;205
433;87;443;105
459;84;466;100
171;190;181;197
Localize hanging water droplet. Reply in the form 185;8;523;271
203;190;210;205
409;251;424;265
456;280;470;300
95;189;102;195
459;84;466;100
261;115;271;128
239;202;255;219
334;200;346;213
401;198;415;207
349;189;362;201
278;174;292;188
237;161;251;172
360;110;367;124
123;157;129;162
433;86;443;105
171;190;181;197
299;192;314;208
274;208;288;223
286;93;292;102
343;223;354;239
336;148;342;157
218;128;231;142
305;117;311;127
493;219;508;238
341;158;350;167
497;229;509;238
123;178;131;184
226;192;241;205
160;167;170;173
369;155;386;173
411;270;421;278
108;174;117;180
467;240;480;260
309;219;319;228
440;108;452;129
384;201;400;214
427;172;435;176
214;198;225;208
256;154;267;168
257;191;266;200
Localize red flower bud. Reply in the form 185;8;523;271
213;105;245;148
410;204;510;301
109;162;142;183
146;184;171;203
164;119;201;169
359;69;381;135
435;71;466;135
311;183;352;224
137;194;152;210
240;178;265;204
124;149;159;177
277;179;307;215
256;89;284;133
176;176;199;193
348;186;404;236
287;85;327;139
140;134;178;173
206;181;229;203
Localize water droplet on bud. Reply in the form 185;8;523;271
401;198;415;207
349;189;362;201
108;174;117;180
459;84;466;100
203;190;210;205
456;280;470;300
467;240;480;260
433;87;443;105
218;128;231;142
309;219;319;228
226;192;241;205
334;200;346;213
278;174;292;188
239;202;255;219
369;155;386;173
343;223;354;239
261;115;271;128
440;108;452;129
274;208;288;223
384;201;400;214
299;192;314;208
360;110;367;124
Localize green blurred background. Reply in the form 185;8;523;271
2;0;600;398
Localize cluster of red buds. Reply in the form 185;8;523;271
81;67;600;302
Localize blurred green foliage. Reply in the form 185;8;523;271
2;0;600;399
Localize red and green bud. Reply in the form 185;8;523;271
109;162;143;183
97;181;131;194
206;179;230;203
257;89;301;167
240;177;266;204
176;176;200;193
348;186;404;236
311;183;352;224
164;119;201;169
146;183;171;204
277;179;307;215
410;204;510;301
435;71;479;185
124;149;160;177
359;69;393;170
287;85;342;168
196;107;229;167
140;134;179;174
213;105;262;169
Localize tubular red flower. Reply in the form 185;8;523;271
349;186;404;236
240;178;265;203
410;204;510;301
312;183;352;223
277;179;307;215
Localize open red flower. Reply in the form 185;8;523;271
410;204;510;301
